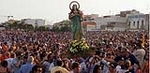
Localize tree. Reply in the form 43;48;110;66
7;21;19;30
26;24;34;30
51;26;60;31
4;20;34;31
52;20;71;32
35;26;49;31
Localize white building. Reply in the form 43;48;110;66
83;10;149;31
21;18;48;27
146;14;150;30
93;17;101;29
83;14;99;21
82;22;96;31
84;10;149;31
83;14;99;31
84;14;127;31
127;13;149;30
97;15;127;31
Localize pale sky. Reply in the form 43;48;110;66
0;0;150;24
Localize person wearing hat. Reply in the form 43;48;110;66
51;66;69;73
50;60;69;73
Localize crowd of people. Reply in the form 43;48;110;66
0;30;149;73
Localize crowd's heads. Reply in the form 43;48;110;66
0;60;8;68
10;52;16;58
95;49;105;58
135;40;142;48
15;51;22;59
109;62;117;68
106;53;112;58
55;60;63;66
27;56;34;63
117;59;124;65
71;62;81;73
4;42;7;45
47;53;54;61
31;65;43;73
62;58;70;68
93;64;102;73
108;62;117;73
121;47;129;53
95;51;100;55
125;60;131;69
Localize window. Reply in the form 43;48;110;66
141;20;144;25
133;21;135;26
128;21;131;26
137;21;139;29
141;20;144;29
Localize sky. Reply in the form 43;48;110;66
0;0;150;24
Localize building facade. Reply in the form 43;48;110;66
83;14;99;22
127;13;149;31
83;14;99;31
82;22;96;31
21;18;47;27
97;15;127;31
83;10;149;31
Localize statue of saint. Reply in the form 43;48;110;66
68;1;89;57
69;1;83;40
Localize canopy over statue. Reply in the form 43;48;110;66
69;1;83;40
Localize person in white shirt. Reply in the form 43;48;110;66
132;40;145;71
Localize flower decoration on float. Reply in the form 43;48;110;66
69;38;89;54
